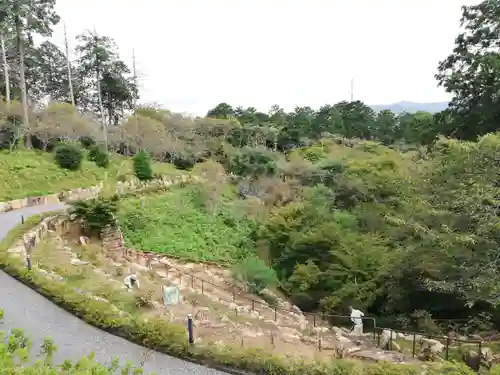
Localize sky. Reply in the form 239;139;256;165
49;0;480;116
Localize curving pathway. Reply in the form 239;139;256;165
0;204;229;374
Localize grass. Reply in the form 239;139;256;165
0;214;478;375
118;185;254;264
0;149;180;201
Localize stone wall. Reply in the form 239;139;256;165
0;174;198;213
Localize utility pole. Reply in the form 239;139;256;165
63;21;75;106
350;78;354;102
132;48;137;110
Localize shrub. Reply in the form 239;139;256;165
232;256;278;294
0;215;479;375
54;144;83;171
0;318;148;373
88;145;109;168
69;196;119;236
79;135;96;149
229;147;277;177
133;151;153;181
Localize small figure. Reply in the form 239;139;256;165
124;274;140;292
349;306;364;335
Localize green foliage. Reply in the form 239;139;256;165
88;145;109;168
0;216;479;375
118;186;253;263
0;149;178;201
133;151;153;181
232;256;278;294
70;196;119;236
229;147;276;177
0;323;148;374
79;136;96;149
54;143;83;171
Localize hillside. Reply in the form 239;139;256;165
0;148;178;201
370;101;449;114
118;184;254;263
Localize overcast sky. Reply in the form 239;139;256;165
50;0;478;116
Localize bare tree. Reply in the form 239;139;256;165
121;114;163;153
31;102;97;150
192;159;227;215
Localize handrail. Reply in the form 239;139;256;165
139;251;484;344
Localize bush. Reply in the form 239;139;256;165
133;151;153;181
79;135;96;149
0;317;148;374
232;256;278;294
69;196;119;236
0;216;478;375
54;143;83;171
88;145;110;168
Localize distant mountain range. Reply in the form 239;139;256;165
370;101;449;114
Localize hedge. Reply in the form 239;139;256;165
0;215;477;375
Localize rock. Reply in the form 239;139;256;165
313;326;329;333
264;319;277;326
242;329;263;338
301;336;318;345
418;338;445;361
70;259;90;266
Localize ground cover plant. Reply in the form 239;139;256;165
0;148;179;201
118;184;254;264
0;215;481;375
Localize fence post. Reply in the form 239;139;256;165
412;333;416;358
445;335;450;360
251;299;255;311
21;215;24;224
26;254;31;271
389;329;393;351
187;314;194;345
201;280;204;295
477;341;482;372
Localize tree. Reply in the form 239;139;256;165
207;102;234;119
436;0;500;140
373;109;397;145
1;0;60;147
192;159;227;214
33;41;72;102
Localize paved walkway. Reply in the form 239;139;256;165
0;203;228;374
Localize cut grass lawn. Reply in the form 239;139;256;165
118;185;254;264
0;149;180;201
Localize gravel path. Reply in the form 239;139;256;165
0;203;229;374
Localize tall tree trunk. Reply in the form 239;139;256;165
15;10;30;148
1;32;10;108
63;21;75;106
96;70;107;149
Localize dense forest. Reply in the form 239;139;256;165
3;0;500;334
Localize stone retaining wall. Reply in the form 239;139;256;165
0;174;198;213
